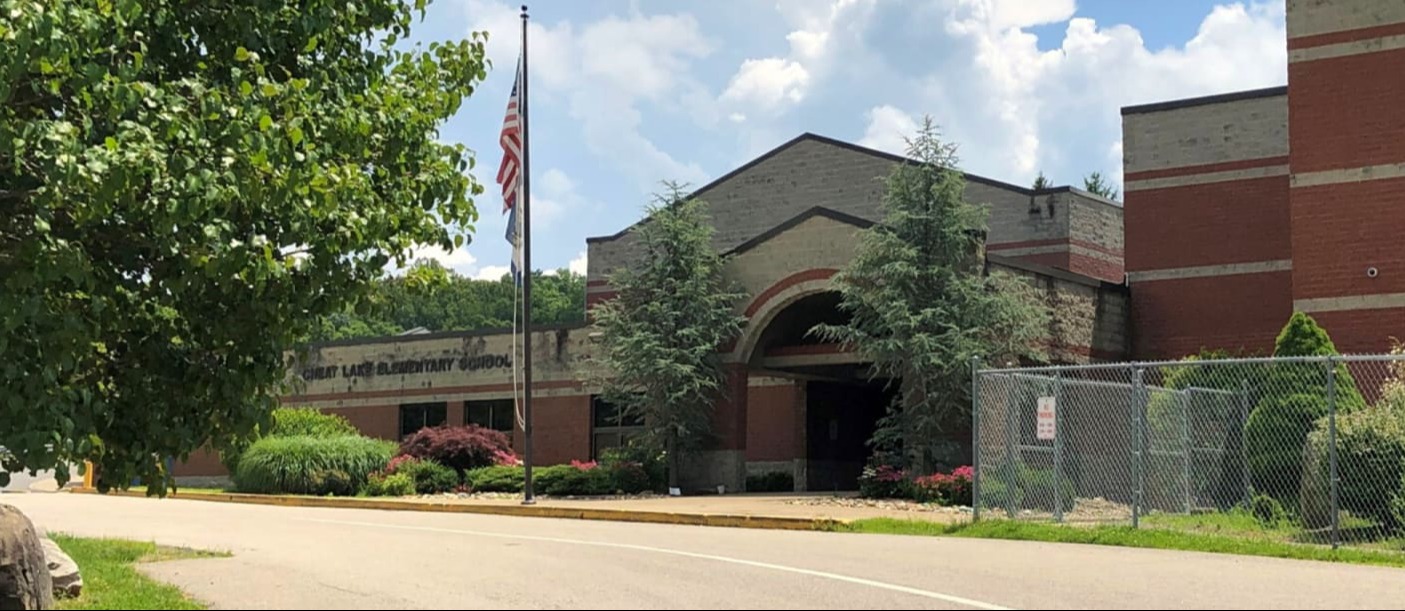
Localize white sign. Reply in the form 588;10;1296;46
1036;396;1057;441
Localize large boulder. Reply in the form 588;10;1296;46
38;538;80;599
0;504;54;610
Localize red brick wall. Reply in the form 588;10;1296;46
1008;251;1070;272
747;383;801;462
512;395;590;466
1069;252;1125;284
1307;308;1405;355
1131;271;1293;358
337;404;400;441
1290;176;1405;300
174;447;226;477
1289;49;1405;173
1126;176;1292;271
713;365;749;451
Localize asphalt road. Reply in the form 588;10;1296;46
4;493;1404;610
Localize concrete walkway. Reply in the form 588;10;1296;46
409;492;967;523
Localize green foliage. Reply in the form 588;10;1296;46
1301;392;1405;530
52;536;213;610
980;464;1074;513
232;435;395;496
0;0;488;492
395;458;460;494
1267;312;1365;409
535;465;613;496
813;118;1051;472
1246;393;1327;503
466;465;524;493
309;262;586;342
361;472;415;497
600;444;667;492
746;471;795;493
1250;494;1289;528
590;185;747;483
1082;172;1119;200
220;407;357;473
1031;171;1051;190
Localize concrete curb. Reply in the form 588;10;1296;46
71;488;848;532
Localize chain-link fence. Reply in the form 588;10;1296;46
973;354;1405;550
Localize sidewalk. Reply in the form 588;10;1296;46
78;489;970;530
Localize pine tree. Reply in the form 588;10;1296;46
814;117;1051;473
590;185;746;488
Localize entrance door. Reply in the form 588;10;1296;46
805;380;890;491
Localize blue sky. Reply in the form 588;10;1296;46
400;0;1289;279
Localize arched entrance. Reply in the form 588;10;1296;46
740;290;893;491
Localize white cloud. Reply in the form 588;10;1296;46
728;112;747;123
900;0;1287;187
858;105;919;155
475;265;512;281
568;251;587;276
465;1;715;191
394;244;478;276
721;58;811;110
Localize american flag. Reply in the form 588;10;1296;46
497;58;524;283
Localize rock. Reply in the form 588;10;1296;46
39;538;80;599
0;504;55;610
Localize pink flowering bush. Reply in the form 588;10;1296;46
858;463;912;499
570;459;599;471
913;465;973;506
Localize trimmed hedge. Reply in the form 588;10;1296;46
393;458;461;495
233;435;395;496
1246;393;1327;503
465;462;652;496
467;465;525;493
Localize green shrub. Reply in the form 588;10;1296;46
466;465;524;493
600;444;666;492
536;465;613;496
1020;466;1076;512
606;461;653;495
233;435;395;496
394;458;460;495
979;464;1073;513
1301;401;1405;530
272;408;359;438
978;476;1021;511
1250;494;1288;528
1246;393;1327;503
221;407;360;473
746;471;795;493
362;472;415;497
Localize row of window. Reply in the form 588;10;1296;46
398;397;644;460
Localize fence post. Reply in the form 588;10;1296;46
971;356;982;522
1326;356;1340;549
1180;389;1192;513
1132;366;1145;529
1004;374;1018;519
1053;372;1065;523
1240;378;1251;506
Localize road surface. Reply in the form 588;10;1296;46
3;493;1403;610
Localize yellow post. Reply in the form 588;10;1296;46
82;461;95;490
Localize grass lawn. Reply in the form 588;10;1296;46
835;518;1405;569
51;535;227;610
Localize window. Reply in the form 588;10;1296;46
591;396;645;460
466;399;515;433
399;402;446;438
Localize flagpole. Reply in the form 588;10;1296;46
519;4;536;506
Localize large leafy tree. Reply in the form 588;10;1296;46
815;118;1051;474
590;186;746;488
0;0;487;491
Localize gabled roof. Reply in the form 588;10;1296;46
723;206;874;257
586;132;1106;245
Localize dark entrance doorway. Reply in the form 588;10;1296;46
805;379;892;491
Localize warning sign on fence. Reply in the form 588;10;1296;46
1036;396;1057;441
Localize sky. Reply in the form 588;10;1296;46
400;0;1289;280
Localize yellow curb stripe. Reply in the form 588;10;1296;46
70;488;847;532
